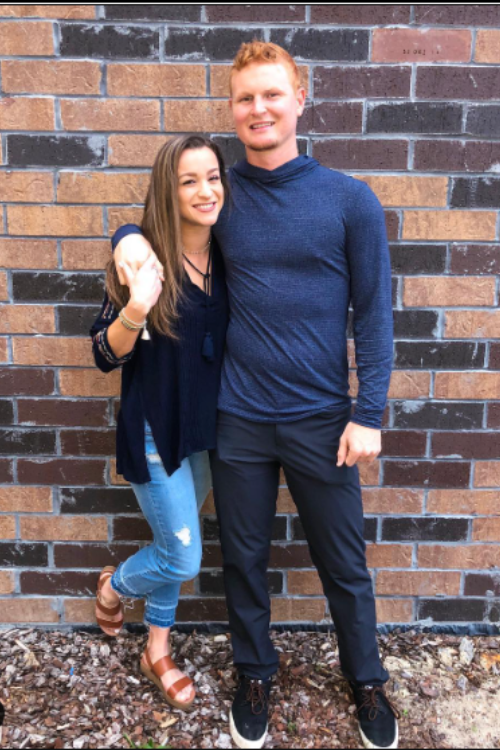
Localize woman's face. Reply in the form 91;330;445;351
177;147;224;229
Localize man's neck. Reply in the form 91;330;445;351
245;142;299;172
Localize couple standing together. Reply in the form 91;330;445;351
91;42;399;750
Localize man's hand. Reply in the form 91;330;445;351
114;233;164;286
337;422;381;467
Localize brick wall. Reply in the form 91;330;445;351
1;4;500;629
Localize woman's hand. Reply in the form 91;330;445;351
115;234;164;285
119;253;163;319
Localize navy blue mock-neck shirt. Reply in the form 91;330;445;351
110;153;394;451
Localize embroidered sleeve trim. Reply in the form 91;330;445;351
94;327;135;366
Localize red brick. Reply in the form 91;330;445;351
21;515;107;541
475;30;500;63
13;337;93;366
107;64;205;97
314;139;408;171
314;66;410;99
414;141;500;174
61;240;110;271
0;571;14;594
377;571;460;596
0;516;16;539
64;597;143;624
287;570;323;596
372;29;471;63
0;239;58;269
417;66;500;101
58;172;149;204
0;305;55;334
7;206;103;237
108;207;143;235
164;100;234;133
311;6;410;24
208;5;305;22
366;544;413;569
404;277;495;307
414;5;500;26
376;599;413;623
0;339;8;363
108;135;171;167
61;99;160;132
0;486;52;512
0;97;54;130
0;6;96;19
472;519;500;542
271;598;327;623
59;369;120;397
0;598;58;623
0;273;8;301
403;211;496;242
419;545;500;569
0;367;54;395
428;490;500;516
0;21;53;55
362;489;423;514
2;60;100;94
0;171;53;203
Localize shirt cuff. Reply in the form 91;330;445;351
111;224;143;253
93;326;135;366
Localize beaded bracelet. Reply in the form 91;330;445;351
118;308;146;331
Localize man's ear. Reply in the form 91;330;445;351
296;86;306;117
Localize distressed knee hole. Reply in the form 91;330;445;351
174;526;192;547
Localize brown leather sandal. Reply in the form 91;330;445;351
140;647;195;712
95;566;124;637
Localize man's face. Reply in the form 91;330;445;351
230;62;305;156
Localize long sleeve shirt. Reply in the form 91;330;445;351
90;239;228;483
113;154;394;430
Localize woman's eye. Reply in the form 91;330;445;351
210;175;221;181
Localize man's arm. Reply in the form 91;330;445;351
338;180;394;467
112;224;164;283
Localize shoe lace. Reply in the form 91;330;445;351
354;686;401;722
244;679;269;716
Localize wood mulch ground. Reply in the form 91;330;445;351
1;627;499;749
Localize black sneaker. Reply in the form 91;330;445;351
350;683;400;749
229;675;271;749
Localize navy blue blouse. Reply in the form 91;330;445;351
90;236;228;483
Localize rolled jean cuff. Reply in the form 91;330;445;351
110;567;143;599
143;608;176;629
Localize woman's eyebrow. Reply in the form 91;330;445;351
179;167;220;178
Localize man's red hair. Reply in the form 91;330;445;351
230;41;300;93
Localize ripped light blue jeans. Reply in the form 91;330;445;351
110;422;211;628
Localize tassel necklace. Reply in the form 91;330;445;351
183;241;214;362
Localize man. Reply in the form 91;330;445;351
113;42;399;750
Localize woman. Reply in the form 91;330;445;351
90;135;229;712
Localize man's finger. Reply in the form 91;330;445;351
345;447;361;467
118;260;134;288
337;436;348;467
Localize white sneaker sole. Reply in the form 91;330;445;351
359;721;399;749
229;711;268;749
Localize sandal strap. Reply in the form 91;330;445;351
96;614;123;630
151;654;177;679
96;594;122;617
167;675;193;699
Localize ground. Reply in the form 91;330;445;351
1;628;499;749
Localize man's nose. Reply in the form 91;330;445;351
250;96;267;115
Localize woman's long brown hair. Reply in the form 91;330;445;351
105;135;228;338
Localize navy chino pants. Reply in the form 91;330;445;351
210;407;389;686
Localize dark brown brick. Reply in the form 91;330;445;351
313;139;408;171
414;141;500;173
0;400;14;425
395;342;486;370
383;461;471;488
270;28;368;62
414;5;500;26
311;5;410;24
466;107;500;138
0;542;48;567
0;428;56;455
450;245;500;275
18;459;106;485
393;311;439;340
314;66;410;99
60;429;115;456
385;211;400;241
177;598;228;622
0;368;55;396
298;102;362;135
432;432;500;460
465;574;500;597
201;545;223;568
21;571;96;595
489;344;500;370
451;178;500;209
417;599;486;622
391;244;446;275
113;516;152;541
60;488;139;514
207;5;304;22
382;517;468;542
367;103;462;135
54;542;140;568
487;403;500;429
269;544;313;568
18;399;108;427
417;67;500;101
382;431;427;457
0;459;13;482
393;402;483;430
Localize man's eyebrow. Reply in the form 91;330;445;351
236;87;284;96
179;167;220;178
